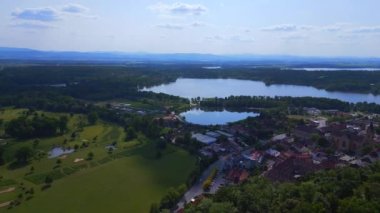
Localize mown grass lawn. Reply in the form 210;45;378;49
0;108;25;122
0;188;17;204
10;143;196;213
0;108;197;212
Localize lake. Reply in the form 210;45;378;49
180;109;259;125
143;78;380;104
202;66;222;70
286;68;380;71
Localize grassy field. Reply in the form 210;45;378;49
0;108;25;121
10;143;196;213
0;108;197;212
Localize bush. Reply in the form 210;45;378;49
203;179;212;191
87;152;94;160
24;170;65;184
14;147;33;165
202;169;218;191
45;176;53;185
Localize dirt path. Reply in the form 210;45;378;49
0;201;11;208
0;187;15;195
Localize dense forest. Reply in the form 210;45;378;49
199;96;380;114
177;68;380;95
185;163;380;213
0;65;178;101
5;113;67;139
0;65;189;115
1;65;380;100
1;65;380;117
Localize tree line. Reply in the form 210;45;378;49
5;113;68;139
198;96;380;114
185;163;380;213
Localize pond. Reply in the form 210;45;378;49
48;147;74;159
142;78;380;104
180;109;259;125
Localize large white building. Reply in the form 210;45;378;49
192;133;217;145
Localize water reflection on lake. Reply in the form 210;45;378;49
143;78;380;104
180;109;259;125
287;68;380;71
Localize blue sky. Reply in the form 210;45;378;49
1;0;380;56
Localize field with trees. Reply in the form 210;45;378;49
11;142;196;213
1;65;380;212
0;108;197;212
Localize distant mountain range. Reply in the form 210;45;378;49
0;47;380;67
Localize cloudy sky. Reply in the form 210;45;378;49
1;0;380;56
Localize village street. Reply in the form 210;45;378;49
176;155;229;210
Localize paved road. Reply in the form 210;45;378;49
175;156;228;211
209;173;226;194
316;118;327;129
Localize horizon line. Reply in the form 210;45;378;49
1;46;380;59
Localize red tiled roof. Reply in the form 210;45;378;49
227;169;250;183
264;155;317;182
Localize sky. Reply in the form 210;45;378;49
1;0;380;57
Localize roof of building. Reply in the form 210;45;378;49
295;125;318;134
216;130;233;138
264;154;318;182
266;149;281;157
340;155;355;162
205;131;221;138
226;169;250;183
271;133;288;141
243;150;264;162
192;133;217;145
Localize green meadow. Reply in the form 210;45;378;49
0;108;197;212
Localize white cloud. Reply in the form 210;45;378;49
11;4;93;22
281;35;308;41
157;23;184;30
352;26;380;33
11;7;60;22
157;22;207;30
150;2;207;16
61;4;89;14
9;21;55;29
322;25;342;32
338;34;362;40
230;35;254;43
261;24;297;32
190;22;205;27
260;23;379;35
9;4;96;29
262;24;313;32
205;35;224;41
204;35;254;43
